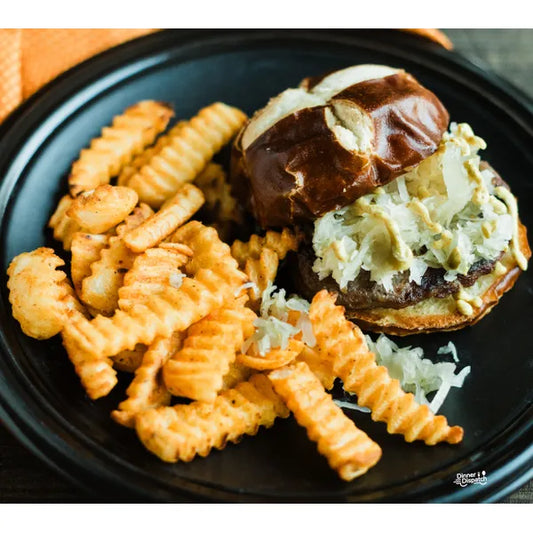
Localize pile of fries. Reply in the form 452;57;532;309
6;100;463;482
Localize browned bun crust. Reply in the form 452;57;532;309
347;221;531;336
232;69;449;228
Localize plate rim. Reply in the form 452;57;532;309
0;29;532;503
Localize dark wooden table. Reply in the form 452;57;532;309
1;28;532;503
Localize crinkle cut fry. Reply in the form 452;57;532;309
69;100;174;197
162;296;256;402
231;227;302;268
135;374;289;463
126;102;247;208
118;243;192;312
117;121;187;186
244;247;279;306
7;247;84;339
309;291;464;445
70;232;111;298
62;310;118;400
268;362;382;481
237;338;305;371
296;345;336;391
67;184;139;234
170;221;236;275
123;183;205;253
80;204;154;315
112;332;184;428
48;195;82;251
62;222;247;359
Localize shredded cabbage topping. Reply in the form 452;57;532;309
365;334;470;413
312;123;515;291
241;284;316;356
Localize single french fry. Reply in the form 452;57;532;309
67;185;138;234
244;247;279;307
112;332;184;428
162;296;256;402
7;248;84;339
81;204;154;315
237;338;304;371
69;100;174;197
126;103;247;207
309;290;464;445
70;232;111;298
48;195;82;251
118;243;192;312
62;310;118;400
123;183;205;253
296;345;336;391
170;221;233;275
135;374;289;462
61;222;247;359
117;120;188;186
231;227;302;268
268;361;382;481
112;345;147;373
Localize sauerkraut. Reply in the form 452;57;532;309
241;284;316;356
312;123;515;291
365;334;470;414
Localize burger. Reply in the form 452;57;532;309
231;64;530;335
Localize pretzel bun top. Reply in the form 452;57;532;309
231;64;449;227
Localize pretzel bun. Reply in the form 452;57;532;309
231;64;449;227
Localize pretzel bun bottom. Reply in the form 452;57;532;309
347;222;531;336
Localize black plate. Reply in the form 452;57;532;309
0;29;532;503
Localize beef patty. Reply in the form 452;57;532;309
290;246;500;310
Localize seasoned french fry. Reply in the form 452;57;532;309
112;332;184;428
7;248;83;339
62;310;118;400
309;291;464;445
170;221;233;274
126;103;247;207
111;345;147;373
123;183;205;253
237;338;304;371
62;222;247;359
296;345;336;391
48;195;82;251
70;232;110;298
69;101;174;196
162;296;256;402
117;121;187;186
81;204;153;315
244;247;279;307
135;374;289;462
67;185;138;234
118;243;192;312
231;227;302;268
268;361;382;481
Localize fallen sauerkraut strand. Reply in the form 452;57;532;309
364;334;471;414
241;283;316;356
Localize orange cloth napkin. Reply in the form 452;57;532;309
0;29;155;123
0;29;451;125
